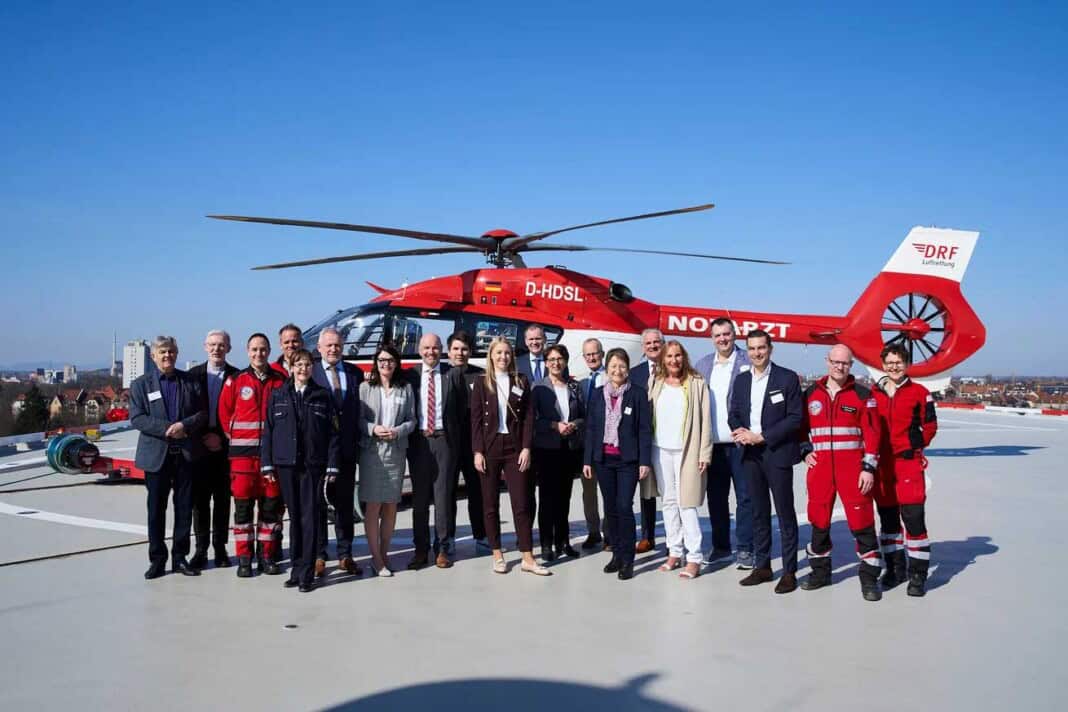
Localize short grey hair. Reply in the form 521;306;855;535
205;329;231;346
318;327;341;342
640;328;663;340
152;335;178;352
582;337;603;352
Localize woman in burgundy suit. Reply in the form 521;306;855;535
471;337;550;576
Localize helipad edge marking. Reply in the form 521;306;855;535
0;501;148;535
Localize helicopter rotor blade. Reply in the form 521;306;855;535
208;215;494;250
251;246;483;271
517;244;789;265
503;202;715;250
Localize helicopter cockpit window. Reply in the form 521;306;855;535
390;314;457;358
474;320;519;352
304;306;388;359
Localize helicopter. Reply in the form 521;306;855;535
208;203;984;392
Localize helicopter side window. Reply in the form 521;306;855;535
335;310;387;358
472;320;519;353
390;315;457;358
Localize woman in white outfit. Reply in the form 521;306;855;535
644;340;712;579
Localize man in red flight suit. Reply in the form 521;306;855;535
873;344;938;598
218;333;288;578
799;345;884;601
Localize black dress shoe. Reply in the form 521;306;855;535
299;582;316;593
214;548;232;568
172;558;201;576
581;533;603;551
262;561;282;575
560;544;580;558
617;563;634;580
144;562;166;580
283;578;299;589
541;547;557;562
774;573;798;594
188;551;208;570
236;557;254;578
407;552;429;571
603;558;622;574
739;568;774;586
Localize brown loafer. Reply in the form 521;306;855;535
314;558;327;578
774;572;798;594
739;567;774;586
338;556;362;576
635;539;654;554
435;552;452;569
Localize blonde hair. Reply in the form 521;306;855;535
482;337;518;392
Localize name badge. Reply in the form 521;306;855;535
148;391;162;402
770;393;784;404
624;406;633;415
511;385;524;396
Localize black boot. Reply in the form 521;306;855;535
188;549;208;571
881;550;907;588
907;571;927;597
236;556;253;578
801;552;832;591
859;566;882;602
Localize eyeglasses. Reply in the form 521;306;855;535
376;358;396;365
828;360;853;368
546;357;566;364
883;361;906;369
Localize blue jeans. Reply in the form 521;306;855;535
706;443;752;553
595;455;640;565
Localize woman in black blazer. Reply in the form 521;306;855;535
533;343;585;562
471;337;549;576
582;347;653;580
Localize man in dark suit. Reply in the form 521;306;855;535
629;328;663;553
312;327;365;577
405;333;465;569
187;329;239;570
728;329;803;593
130;336;208;580
577;337;606;550
516;324;548;382
447;330;489;553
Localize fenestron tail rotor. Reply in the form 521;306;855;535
880;292;948;366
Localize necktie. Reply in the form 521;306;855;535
534;358;543;381
426;369;436;430
328;364;341;392
587;371;598;402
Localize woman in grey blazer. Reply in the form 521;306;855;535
359;344;416;576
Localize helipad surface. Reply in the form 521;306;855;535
0;409;1063;711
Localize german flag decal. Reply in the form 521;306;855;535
484;281;503;293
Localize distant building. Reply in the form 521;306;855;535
63;364;78;383
123;339;150;388
42;369;63;385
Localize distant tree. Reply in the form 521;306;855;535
13;384;49;434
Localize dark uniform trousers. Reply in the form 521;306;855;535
536;445;579;550
192;449;231;553
595;454;639;565
317;458;356;561
481;443;535;553
146;452;194;565
279;465;323;586
456;445;486;541
408;431;456;554
744;446;798;574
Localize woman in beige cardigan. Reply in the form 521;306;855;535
644;341;713;579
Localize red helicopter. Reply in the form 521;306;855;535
209;203;984;391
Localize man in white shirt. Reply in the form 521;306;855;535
694;318;754;569
405;334;461;569
578;338;607;550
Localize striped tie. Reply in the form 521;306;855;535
426;369;436;430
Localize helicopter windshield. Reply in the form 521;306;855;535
303;304;389;359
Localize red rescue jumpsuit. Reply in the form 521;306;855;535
800;376;882;585
218;367;287;561
872;376;937;578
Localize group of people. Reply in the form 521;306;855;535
130;318;937;598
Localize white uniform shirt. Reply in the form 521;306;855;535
709;351;736;444
749;366;771;436
495;373;511;434
419;364;444;431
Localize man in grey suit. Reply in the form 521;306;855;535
629;328;663;553
405;333;464;569
577;337;606;550
130;336;208;580
694;317;755;569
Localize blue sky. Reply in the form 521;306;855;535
2;2;1065;374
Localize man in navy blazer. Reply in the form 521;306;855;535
628;328;663;553
312;327;365;576
728;329;803;593
130;336;208;580
516;324;549;382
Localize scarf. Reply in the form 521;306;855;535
602;380;631;448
